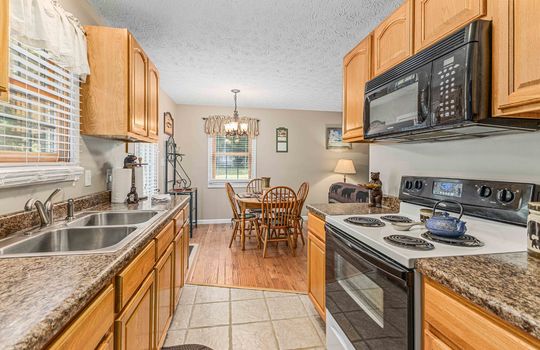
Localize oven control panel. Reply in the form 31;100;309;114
399;176;537;226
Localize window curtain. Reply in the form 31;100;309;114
204;115;260;138
10;0;90;79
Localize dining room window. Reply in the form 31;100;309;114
208;135;256;187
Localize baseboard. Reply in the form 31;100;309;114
198;218;231;224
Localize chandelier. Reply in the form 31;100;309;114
224;89;249;137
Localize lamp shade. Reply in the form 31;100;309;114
334;159;356;175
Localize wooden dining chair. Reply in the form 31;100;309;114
260;186;298;258
225;183;261;248
246;178;264;194
294;182;309;246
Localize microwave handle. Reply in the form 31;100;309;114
419;79;430;123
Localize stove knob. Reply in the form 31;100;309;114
405;180;413;190
414;180;423;190
497;189;515;203
477;185;492;198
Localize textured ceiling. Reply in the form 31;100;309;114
89;0;401;111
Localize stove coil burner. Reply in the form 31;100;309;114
421;232;485;247
380;215;413;223
345;216;385;227
383;235;435;251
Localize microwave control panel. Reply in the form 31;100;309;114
431;45;468;125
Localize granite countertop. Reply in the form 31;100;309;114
416;252;540;339
306;202;399;219
0;195;190;350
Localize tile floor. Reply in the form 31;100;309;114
164;284;326;350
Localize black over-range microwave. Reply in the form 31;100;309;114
363;20;539;142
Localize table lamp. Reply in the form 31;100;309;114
334;159;356;183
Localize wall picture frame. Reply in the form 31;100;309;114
326;126;352;150
164;112;174;136
276;127;288;153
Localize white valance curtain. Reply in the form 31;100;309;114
204;115;260;138
10;0;90;79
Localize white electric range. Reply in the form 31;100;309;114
324;176;537;350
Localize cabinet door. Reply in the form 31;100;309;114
0;0;9;102
493;0;540;116
307;233;325;318
343;35;371;142
373;0;413;76
147;61;159;140
129;35;148;137
414;0;486;52
96;332;114;350
424;329;453;350
173;230;184;307
183;224;190;277
155;244;174;349
115;272;155;350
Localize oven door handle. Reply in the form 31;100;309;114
327;224;411;282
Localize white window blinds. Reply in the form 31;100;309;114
0;40;82;187
134;143;159;197
0;40;80;164
208;135;256;187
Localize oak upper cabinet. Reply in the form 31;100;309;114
343;35;372;142
491;0;540;117
307;212;326;319
155;244;174;349
373;0;414;76
115;271;155;350
147;61;160;139
0;0;9;102
129;35;148;138
414;0;486;52
82;26;159;142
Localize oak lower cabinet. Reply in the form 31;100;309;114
82;26;159;142
115;272;155;350
372;0;413;76
423;278;540;349
0;0;9;102
154;244;174;349
173;229;185;306
414;0;486;53
342;35;372;142
491;0;540;117
48;284;115;350
183;224;190;278
307;212;326;319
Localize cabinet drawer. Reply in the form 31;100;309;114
155;220;174;259
423;278;540;349
307;212;325;243
115;240;156;312
49;284;114;350
96;331;114;350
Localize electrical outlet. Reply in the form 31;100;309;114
84;170;92;187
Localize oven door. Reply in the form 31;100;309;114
364;64;432;139
326;224;414;350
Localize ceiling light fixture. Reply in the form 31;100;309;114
224;89;249;137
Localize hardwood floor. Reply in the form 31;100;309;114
188;223;308;292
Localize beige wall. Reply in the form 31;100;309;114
0;0;175;215
370;132;540;196
171;104;370;220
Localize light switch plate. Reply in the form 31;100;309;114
84;170;92;187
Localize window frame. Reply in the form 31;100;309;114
207;135;257;188
0;40;83;188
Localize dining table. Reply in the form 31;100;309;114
235;192;299;251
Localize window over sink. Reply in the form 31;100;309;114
0;40;82;188
207;135;256;188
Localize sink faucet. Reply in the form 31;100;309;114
24;188;63;228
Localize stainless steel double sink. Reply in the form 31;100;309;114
0;210;164;258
